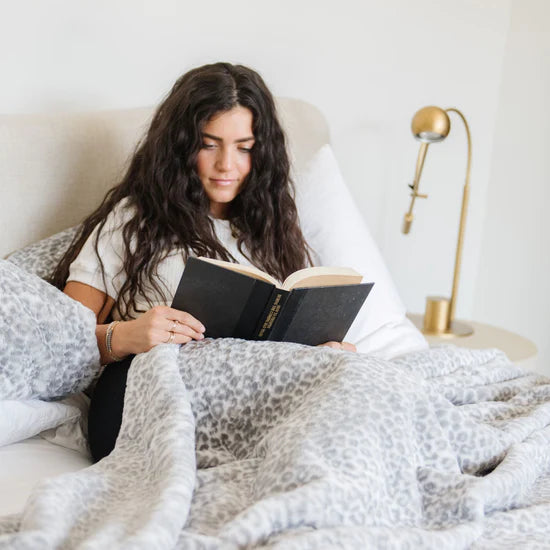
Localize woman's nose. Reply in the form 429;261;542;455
215;149;233;172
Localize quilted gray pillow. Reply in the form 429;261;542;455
0;259;100;400
7;225;79;280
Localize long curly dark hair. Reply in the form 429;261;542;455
51;62;312;318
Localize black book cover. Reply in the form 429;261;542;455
268;284;373;346
171;257;374;345
171;257;274;339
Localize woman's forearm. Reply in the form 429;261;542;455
96;321;133;364
96;323;116;365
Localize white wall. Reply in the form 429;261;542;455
473;0;550;372
3;0;547;368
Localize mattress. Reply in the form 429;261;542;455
0;436;91;516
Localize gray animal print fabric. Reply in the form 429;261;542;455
7;225;79;280
0;260;100;399
2;339;550;548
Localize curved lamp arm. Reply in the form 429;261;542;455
446;108;471;324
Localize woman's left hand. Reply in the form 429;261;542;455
318;341;357;352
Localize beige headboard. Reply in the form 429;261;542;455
0;97;329;258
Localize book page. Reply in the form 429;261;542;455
198;257;280;287
282;266;363;291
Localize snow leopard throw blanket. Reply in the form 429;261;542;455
2;261;550;548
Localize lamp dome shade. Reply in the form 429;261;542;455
411;106;450;143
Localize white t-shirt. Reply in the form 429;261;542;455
67;199;254;320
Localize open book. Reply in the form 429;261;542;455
171;257;374;346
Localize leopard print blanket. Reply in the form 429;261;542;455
2;336;550;548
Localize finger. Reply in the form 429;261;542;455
174;322;205;341
172;332;193;345
165;330;204;345
340;342;357;352
159;319;204;344
318;341;340;349
165;318;202;337
166;308;205;333
158;329;192;346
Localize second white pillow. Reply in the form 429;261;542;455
294;144;427;358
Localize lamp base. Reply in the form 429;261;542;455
408;313;474;338
422;319;474;338
418;296;474;337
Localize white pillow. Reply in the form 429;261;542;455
295;144;427;358
40;391;91;457
0;399;80;447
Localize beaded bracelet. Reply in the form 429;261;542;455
105;320;122;362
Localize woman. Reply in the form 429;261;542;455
51;62;355;461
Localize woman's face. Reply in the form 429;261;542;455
196;106;255;219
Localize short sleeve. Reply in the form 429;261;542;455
67;200;134;300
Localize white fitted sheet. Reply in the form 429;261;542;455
0;436;92;516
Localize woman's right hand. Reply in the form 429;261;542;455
110;306;205;358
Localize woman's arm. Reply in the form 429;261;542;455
64;281;205;364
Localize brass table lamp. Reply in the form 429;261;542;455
403;106;473;337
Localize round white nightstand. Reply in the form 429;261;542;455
407;313;539;372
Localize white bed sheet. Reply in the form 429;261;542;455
0;436;92;516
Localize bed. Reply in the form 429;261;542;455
1;99;549;548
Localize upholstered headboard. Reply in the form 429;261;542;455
0;98;329;258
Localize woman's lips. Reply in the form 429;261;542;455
210;178;235;186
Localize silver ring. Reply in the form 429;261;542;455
165;331;175;344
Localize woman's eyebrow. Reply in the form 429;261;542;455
202;132;255;143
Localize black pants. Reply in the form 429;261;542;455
88;355;135;463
